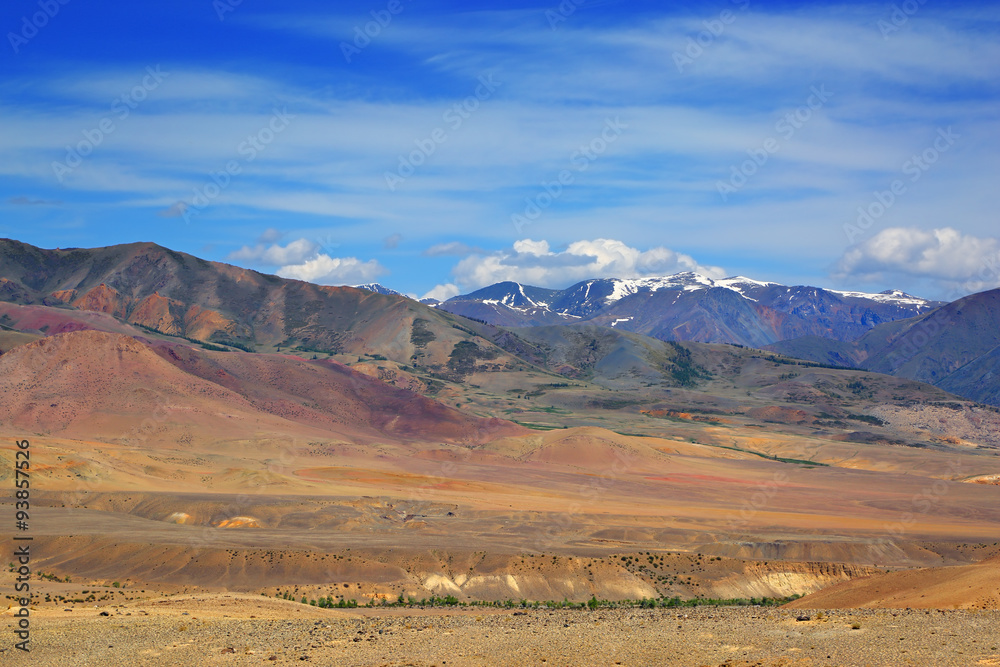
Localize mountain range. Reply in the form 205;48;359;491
0;238;996;406
431;274;940;347
427;274;995;406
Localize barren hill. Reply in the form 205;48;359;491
786;554;1000;609
0;238;522;374
0;330;524;445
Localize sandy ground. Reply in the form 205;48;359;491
2;597;998;666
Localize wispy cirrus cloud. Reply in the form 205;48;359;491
8;196;61;206
1;3;997;298
423;241;486;257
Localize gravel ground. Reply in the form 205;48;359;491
3;606;999;666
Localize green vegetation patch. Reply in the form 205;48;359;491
447;340;498;376
665;342;713;387
410;317;436;348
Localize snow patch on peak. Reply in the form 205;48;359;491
606;279;639;303
828;288;931;307
717;276;778;288
354;283;402;296
600;272;719;304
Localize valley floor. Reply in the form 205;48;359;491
2;598;997;666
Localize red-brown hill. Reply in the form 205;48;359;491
0;238;522;375
0;330;524;446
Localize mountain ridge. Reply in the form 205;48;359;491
767;289;1000;406
435;273;939;347
0;238;531;378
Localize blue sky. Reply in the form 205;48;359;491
2;0;998;300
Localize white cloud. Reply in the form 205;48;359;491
513;239;550;256
451;238;726;289
421;283;461;301
228;238;319;265
277;254;387;285
835;227;1000;294
47;69;276;104
227;237;387;286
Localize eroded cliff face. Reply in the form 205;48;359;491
705;561;874;599
26;534;875;603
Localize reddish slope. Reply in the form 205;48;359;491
0;301;146;337
147;339;524;444
0;330;524;446
0;330;270;442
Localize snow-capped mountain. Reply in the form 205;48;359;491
437;273;940;346
354;283;403;296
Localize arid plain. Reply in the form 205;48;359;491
2;329;1000;664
